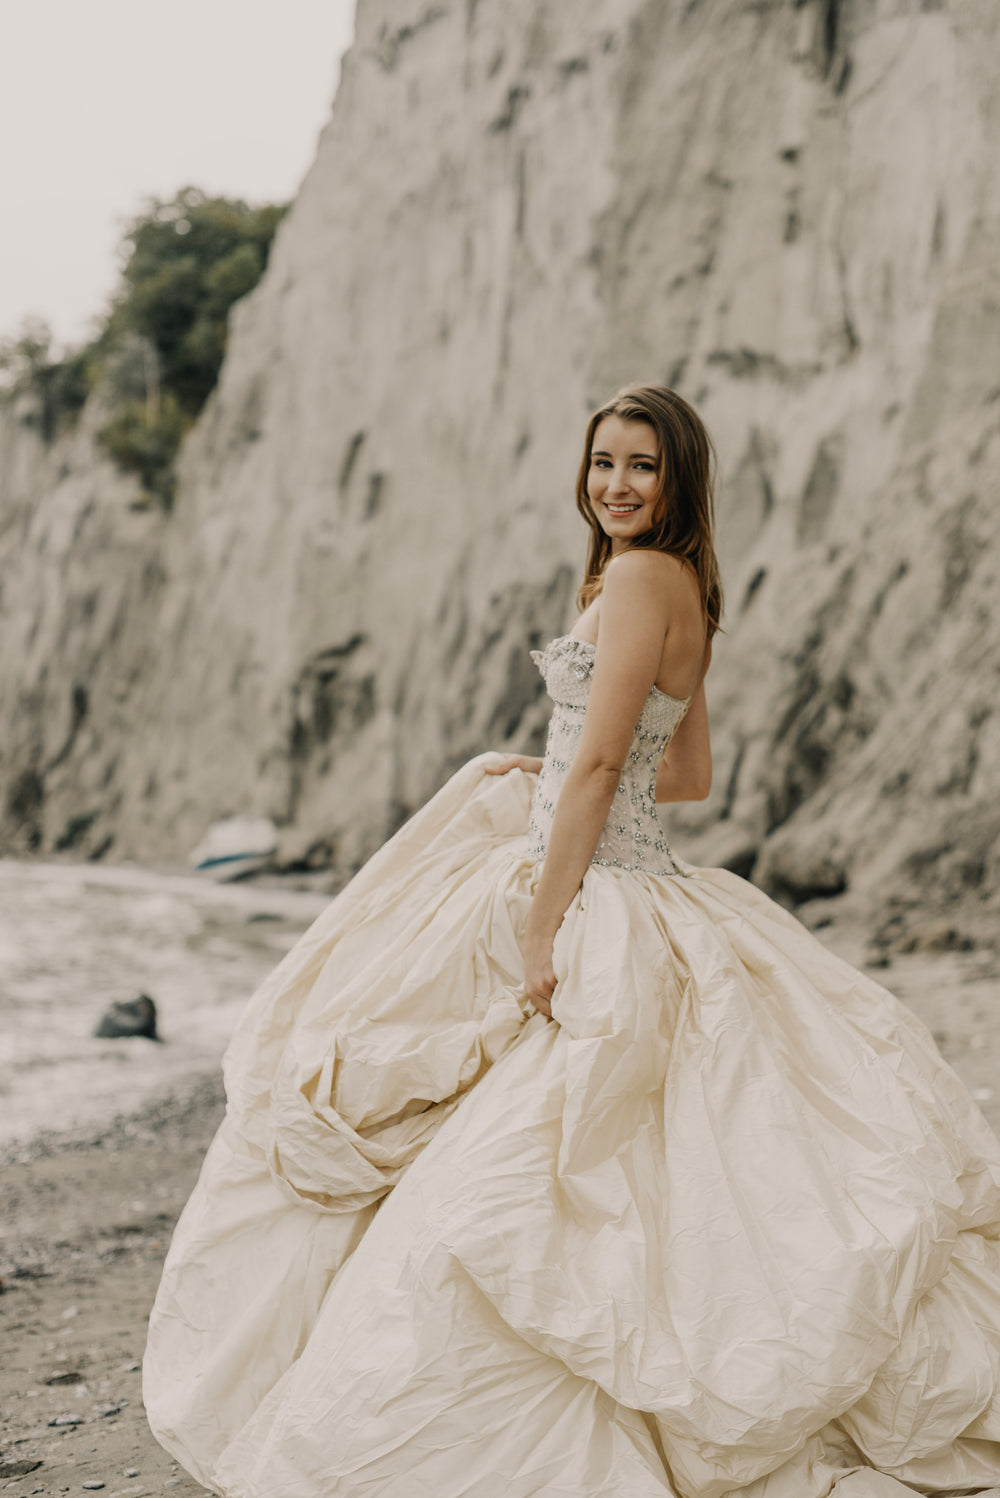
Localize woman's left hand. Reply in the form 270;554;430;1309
524;935;557;1019
485;753;543;776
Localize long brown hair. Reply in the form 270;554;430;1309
575;384;724;637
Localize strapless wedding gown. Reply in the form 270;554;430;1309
144;635;1000;1498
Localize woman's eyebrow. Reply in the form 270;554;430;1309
591;448;659;461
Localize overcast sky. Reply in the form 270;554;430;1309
1;1;356;350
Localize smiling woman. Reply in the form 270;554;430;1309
575;385;723;633
590;418;661;524
144;385;1000;1498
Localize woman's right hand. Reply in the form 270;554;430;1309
484;754;543;776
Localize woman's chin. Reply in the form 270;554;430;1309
599;517;653;543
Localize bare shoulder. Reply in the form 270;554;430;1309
604;549;701;608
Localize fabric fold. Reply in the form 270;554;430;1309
144;756;1000;1498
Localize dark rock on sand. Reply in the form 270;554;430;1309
0;1459;43;1477
94;995;158;1041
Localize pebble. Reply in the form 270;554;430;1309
120;1363;141;1373
95;1404;121;1418
82;1484;105;1491
49;1414;84;1427
93;995;158;1041
124;1471;140;1479
164;1483;181;1489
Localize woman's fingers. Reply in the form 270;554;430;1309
484;754;543;776
525;972;557;1020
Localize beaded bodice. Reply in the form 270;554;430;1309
526;635;690;875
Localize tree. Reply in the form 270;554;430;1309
1;186;287;502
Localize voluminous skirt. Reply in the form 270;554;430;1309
143;757;1000;1498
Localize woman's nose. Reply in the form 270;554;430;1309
609;468;631;494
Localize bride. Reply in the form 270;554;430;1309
144;386;1000;1498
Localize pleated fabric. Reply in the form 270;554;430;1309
144;756;1000;1497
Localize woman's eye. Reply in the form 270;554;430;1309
591;457;612;469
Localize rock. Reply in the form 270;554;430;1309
124;1471;140;1479
1;0;999;942
188;817;279;881
82;1484;105;1491
48;1413;84;1426
893;922;975;955
0;1460;43;1478
44;1370;83;1385
95;1403;121;1418
670;820;759;882
755;845;849;908
93;995;158;1041
273;824;336;873
11;1261;54;1281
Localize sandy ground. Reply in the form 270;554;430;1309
0;865;998;1497
0;1083;222;1498
0;860;331;1498
0;859;330;1151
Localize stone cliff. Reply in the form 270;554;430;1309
2;0;998;938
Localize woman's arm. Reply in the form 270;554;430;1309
524;551;695;1016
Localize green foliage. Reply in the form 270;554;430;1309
107;188;284;416
98;393;188;508
0;317;95;440
2;186;286;504
0;315;52;384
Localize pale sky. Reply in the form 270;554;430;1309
0;1;356;350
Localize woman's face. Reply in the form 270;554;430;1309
587;415;662;552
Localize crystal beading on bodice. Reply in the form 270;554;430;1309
526;635;690;875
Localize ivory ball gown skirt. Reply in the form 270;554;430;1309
144;638;1000;1497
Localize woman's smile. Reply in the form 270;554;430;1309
587;413;662;551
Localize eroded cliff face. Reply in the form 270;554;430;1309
2;0;998;934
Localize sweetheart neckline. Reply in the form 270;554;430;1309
550;634;691;708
